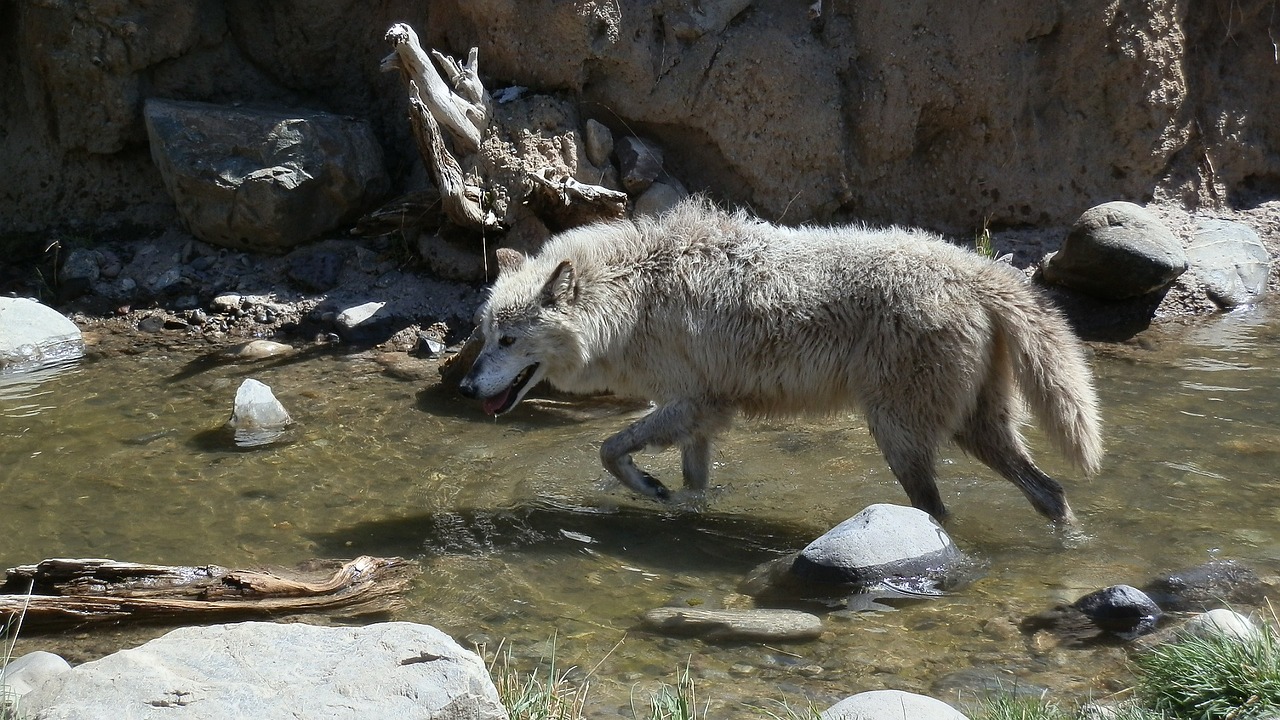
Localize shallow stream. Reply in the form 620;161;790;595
3;308;1279;717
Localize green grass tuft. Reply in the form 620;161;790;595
633;663;706;720
485;638;590;720
1133;617;1280;720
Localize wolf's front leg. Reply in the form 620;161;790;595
599;398;729;500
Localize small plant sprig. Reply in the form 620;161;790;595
974;219;996;259
634;662;706;720
485;637;590;720
1;582;34;720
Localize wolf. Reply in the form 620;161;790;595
459;197;1102;523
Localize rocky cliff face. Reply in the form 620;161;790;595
2;0;1276;235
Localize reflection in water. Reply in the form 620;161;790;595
1;308;1278;715
0;358;81;418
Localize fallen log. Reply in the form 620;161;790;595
0;556;416;631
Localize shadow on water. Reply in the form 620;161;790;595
309;498;822;575
414;382;652;425
166;342;344;382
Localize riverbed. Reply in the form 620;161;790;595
3;307;1278;717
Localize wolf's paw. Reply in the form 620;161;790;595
640;471;672;501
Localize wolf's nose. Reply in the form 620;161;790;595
457;377;477;398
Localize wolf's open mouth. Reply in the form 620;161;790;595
482;363;540;416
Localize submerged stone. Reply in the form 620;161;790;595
640;607;823;642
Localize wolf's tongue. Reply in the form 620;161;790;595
482;387;512;416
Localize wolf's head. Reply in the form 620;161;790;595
459;248;587;415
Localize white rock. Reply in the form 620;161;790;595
822;689;969;720
210;293;243;313
21;621;506;720
335;300;387;329
792;503;964;586
0;297;84;371
1181;608;1260;643
227;378;292;446
1;650;71;697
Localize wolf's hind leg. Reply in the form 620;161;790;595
866;413;949;522
954;395;1075;523
600;399;728;500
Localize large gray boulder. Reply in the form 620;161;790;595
1042;201;1188;299
0;297;84;372
822;689;969;720
1186;219;1270;308
792;504;966;587
1;651;71;699
741;504;970;606
143;99;390;253
21;621;506;720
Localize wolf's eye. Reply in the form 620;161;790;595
498;335;516;347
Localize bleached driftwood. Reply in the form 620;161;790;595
0;556;416;630
527;169;629;230
380;22;626;236
383;23;497;230
383;24;487;152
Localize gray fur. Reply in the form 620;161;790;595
460;197;1103;523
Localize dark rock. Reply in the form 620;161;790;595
1072;584;1162;638
1141;559;1267;612
1042;202;1187;299
57;248;101;300
144;99;390;253
616;136;664;195
1186;219;1271;308
136;315;166;334
286;246;348;292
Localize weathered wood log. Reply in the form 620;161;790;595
527;168;628;230
407;86;499;230
0;556;416;631
380;21;628;240
382;23;487;152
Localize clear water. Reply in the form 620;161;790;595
3;308;1278;716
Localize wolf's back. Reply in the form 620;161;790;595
981;271;1103;474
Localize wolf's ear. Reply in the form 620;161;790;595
540;259;577;307
495;248;526;274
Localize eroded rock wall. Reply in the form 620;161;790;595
2;0;1276;235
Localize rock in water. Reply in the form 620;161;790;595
226;378;292;447
0;297;84;372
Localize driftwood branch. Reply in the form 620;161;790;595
408;87;498;229
527;169;628;230
379;22;632;245
1;556;416;631
382;23;487;152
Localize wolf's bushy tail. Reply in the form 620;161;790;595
983;271;1104;474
